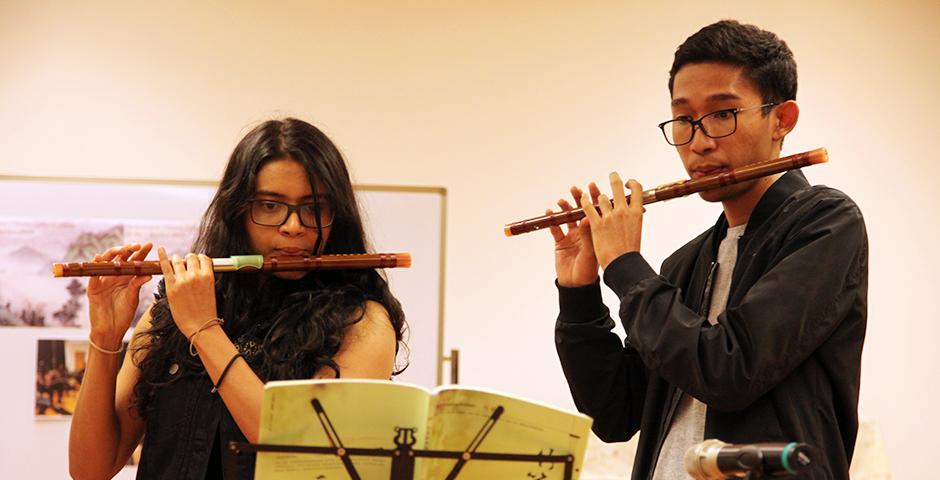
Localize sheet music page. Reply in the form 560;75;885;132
255;379;430;479
419;385;592;479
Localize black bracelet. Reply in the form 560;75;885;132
211;352;244;393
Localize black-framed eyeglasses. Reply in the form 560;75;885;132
248;199;335;228
658;103;777;146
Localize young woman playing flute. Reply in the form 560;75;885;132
68;118;408;480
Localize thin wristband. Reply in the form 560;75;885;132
188;318;224;357
211;352;244;393
88;337;124;355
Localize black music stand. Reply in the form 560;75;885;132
225;398;577;480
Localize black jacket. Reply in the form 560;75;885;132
555;170;868;479
136;367;250;479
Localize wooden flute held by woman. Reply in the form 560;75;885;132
504;148;828;237
52;253;412;277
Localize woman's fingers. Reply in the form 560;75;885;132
157;247;175;286
185;253;199;275
89;244;149;290
198;254;214;277
97;245;125;262
130;242;153;261
129;273;153;291
114;244;139;267
124;243;154;290
172;254;185;275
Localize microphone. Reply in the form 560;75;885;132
684;439;813;479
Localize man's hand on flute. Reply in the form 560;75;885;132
549;183;602;288
579;172;645;269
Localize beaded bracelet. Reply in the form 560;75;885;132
88;337;124;355
188;317;225;357
211;352;244;393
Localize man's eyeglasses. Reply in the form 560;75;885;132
248;199;335;228
658;103;777;146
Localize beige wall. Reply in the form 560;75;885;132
2;1;937;477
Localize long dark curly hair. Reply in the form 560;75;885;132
132;118;407;416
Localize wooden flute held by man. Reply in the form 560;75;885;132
504;148;828;236
52;253;412;277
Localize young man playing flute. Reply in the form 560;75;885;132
552;20;868;479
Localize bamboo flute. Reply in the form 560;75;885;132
504;148;828;237
52;253;411;277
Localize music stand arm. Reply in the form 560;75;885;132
226;442;576;480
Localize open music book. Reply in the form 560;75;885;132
254;379;592;479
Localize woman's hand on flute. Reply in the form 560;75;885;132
86;243;154;350
550;184;601;287
580;173;644;269
157;248;219;338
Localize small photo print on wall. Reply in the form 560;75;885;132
35;338;128;419
0;217;195;328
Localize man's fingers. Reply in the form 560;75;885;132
547;209;565;242
558;198;580;231
597;193;611;215
570;186;584;208
627;179;645;212
588;182;602;204
581;191;600;223
611;172;627;210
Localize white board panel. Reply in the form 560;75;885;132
0;175;444;479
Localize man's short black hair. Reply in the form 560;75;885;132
669;20;797;104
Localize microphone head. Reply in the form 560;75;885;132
685;439;815;479
684;439;727;480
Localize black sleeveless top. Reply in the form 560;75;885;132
134;276;351;479
135;331;264;480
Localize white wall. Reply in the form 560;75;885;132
1;1;936;478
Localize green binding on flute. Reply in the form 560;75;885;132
231;255;264;271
